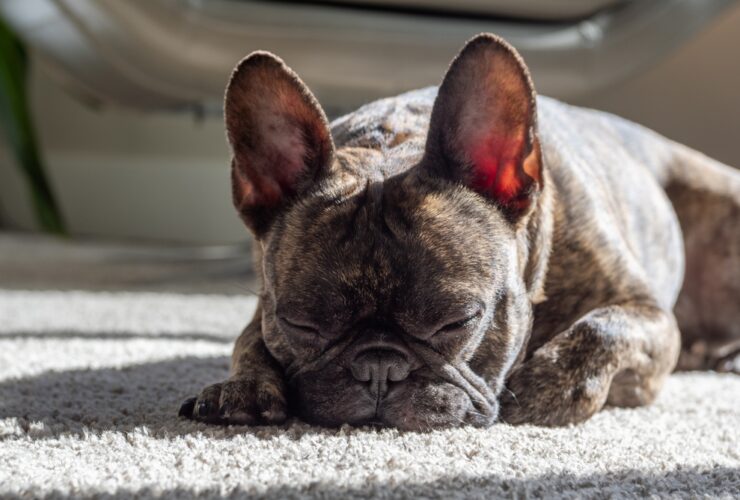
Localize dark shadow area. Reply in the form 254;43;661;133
0;329;236;343
9;466;739;499
0;355;329;441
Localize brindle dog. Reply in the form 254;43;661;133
179;34;740;429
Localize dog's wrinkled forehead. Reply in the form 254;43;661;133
264;164;514;329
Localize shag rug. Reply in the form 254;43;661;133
0;290;738;499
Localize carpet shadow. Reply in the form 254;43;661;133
14;466;740;499
0;355;329;441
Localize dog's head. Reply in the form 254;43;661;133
225;34;545;430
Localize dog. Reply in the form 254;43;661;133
179;34;739;430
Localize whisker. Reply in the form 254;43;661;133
228;281;261;296
502;384;521;408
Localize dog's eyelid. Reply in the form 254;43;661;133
439;310;483;332
278;315;320;333
434;304;485;334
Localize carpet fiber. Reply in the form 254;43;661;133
1;290;738;499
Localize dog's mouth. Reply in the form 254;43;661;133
289;364;498;431
283;331;499;430
291;375;497;431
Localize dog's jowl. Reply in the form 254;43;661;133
178;34;740;429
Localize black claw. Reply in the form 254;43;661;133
178;397;197;418
197;401;212;417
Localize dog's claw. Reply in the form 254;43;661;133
178;397;197;419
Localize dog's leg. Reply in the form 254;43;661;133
500;301;680;426
178;302;288;425
664;145;740;373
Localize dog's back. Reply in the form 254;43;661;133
541;99;740;368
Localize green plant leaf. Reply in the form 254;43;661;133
0;16;66;234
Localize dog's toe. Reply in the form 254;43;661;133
181;376;288;426
178;397;197;419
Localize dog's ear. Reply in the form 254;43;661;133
423;34;542;220
225;52;334;234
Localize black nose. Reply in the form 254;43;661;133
351;348;411;398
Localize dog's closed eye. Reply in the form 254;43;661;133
278;316;320;336
436;309;484;335
438;311;483;333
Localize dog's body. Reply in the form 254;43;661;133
180;35;740;429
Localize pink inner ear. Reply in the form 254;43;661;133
236;90;320;209
469;133;528;203
233;148;303;209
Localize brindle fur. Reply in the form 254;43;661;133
180;34;740;429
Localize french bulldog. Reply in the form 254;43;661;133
179;34;739;429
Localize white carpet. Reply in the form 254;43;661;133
0;290;738;499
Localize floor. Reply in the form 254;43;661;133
0;288;738;499
1;231;738;498
0;232;259;295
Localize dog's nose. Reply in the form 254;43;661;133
351;348;411;398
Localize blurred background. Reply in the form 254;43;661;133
0;0;739;293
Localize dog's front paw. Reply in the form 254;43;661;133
499;348;612;426
178;374;287;426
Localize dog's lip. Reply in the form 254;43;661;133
357;340;404;350
360;419;386;428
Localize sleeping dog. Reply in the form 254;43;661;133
179;34;740;429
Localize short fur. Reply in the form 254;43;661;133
179;34;740;429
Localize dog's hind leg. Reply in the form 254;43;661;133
664;145;740;372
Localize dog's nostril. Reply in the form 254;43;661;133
387;362;410;382
351;349;410;398
352;363;372;382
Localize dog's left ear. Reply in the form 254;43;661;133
423;34;542;219
225;52;334;235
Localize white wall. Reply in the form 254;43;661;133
0;59;247;244
575;3;740;170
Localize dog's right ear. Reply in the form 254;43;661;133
225;52;335;235
422;34;542;221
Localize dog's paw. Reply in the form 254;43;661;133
678;339;740;374
499;347;612;426
178;375;287;426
